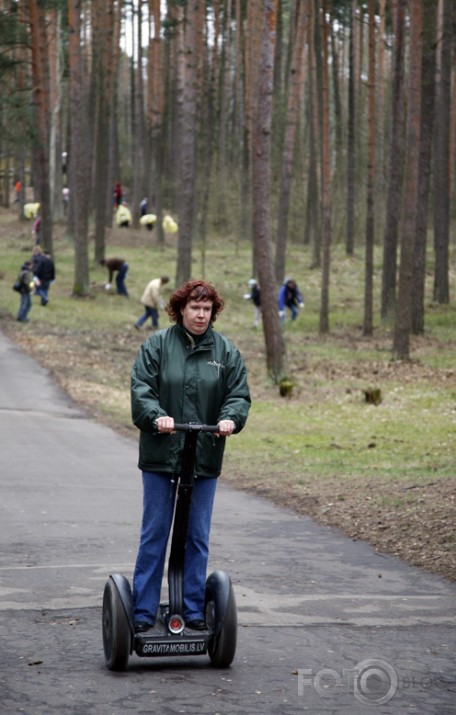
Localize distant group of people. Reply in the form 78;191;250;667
15;245;55;323
96;266;305;332
243;277;304;328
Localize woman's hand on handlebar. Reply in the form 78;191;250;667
216;419;235;437
156;416;175;433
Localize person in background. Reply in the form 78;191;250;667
32;245;55;306
114;182;123;207
243;278;261;328
32;215;42;245
140;197;148;216
278;277;304;322
134;275;170;331
62;186;70;215
15;260;34;322
130;280;251;633
100;257;129;297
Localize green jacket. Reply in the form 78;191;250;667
131;323;251;477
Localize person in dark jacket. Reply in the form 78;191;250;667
32;245;55;306
16;260;34;322
130;280;251;633
278;277;304;322
100;257;129;297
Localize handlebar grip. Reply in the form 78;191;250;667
173;422;220;433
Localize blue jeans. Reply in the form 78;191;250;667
281;303;299;322
17;293;32;321
133;471;217;625
116;263;129;296
135;306;159;329
35;280;50;305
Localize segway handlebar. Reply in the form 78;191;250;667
173;422;220;433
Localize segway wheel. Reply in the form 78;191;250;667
102;579;131;671
206;572;237;668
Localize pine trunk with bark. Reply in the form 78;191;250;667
28;0;53;254
176;1;201;286
68;0;90;296
363;0;376;337
345;0;356;255
393;0;422;360
319;0;331;335
274;0;308;283
432;0;451;304
380;0;406;322
252;0;287;383
411;0;437;334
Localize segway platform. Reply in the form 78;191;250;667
102;423;238;671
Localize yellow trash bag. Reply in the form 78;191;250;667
115;204;132;227
162;214;178;234
140;214;157;227
24;203;40;219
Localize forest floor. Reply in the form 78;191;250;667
1;206;455;583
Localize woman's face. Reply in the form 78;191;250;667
181;298;213;335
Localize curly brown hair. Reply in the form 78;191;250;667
166;280;225;324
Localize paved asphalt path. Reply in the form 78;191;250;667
0;329;455;715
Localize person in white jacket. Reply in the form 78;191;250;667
134;276;170;330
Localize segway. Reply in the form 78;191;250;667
102;423;237;671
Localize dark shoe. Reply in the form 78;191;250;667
185;619;207;631
135;621;155;633
134;324;140;330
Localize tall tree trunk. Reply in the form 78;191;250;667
319;0;332;335
132;0;144;229
363;0;376;337
28;0;53;255
306;0;320;267
274;0;308;284
380;0;406;321
68;0;90;296
374;0;387;238
93;0;115;262
412;0;437;334
433;0;451;304
393;0;422;360
147;0;165;244
252;0;287;383
48;7;64;223
176;1;201;286
346;0;356;255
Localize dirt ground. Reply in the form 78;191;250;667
1;321;454;584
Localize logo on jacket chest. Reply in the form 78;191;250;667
207;360;225;377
